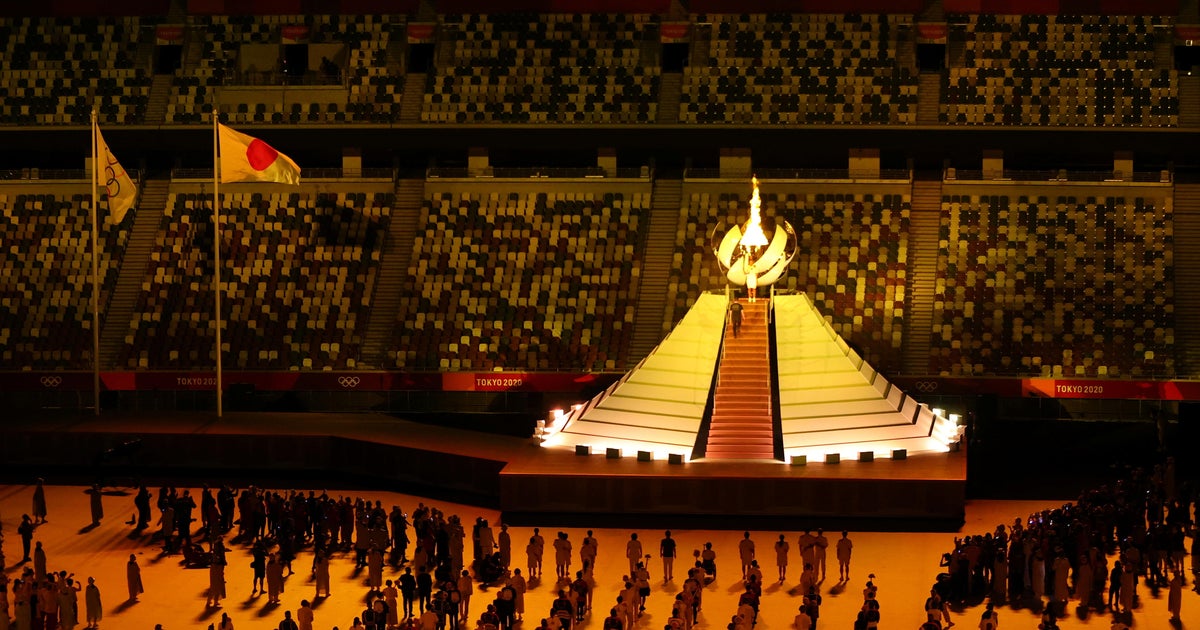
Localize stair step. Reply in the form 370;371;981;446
628;180;684;364
705;299;778;460
713;391;771;399
708;430;773;437
705;436;772;446
714;394;772;402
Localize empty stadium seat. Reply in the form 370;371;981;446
120;189;391;369
932;192;1173;376
0;189;133;369
681;14;917;126
390;189;649;371
422;14;659;124
941;14;1178;127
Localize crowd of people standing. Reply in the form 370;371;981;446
926;456;1193;629
0;463;1194;630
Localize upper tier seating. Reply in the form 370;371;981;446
942;14;1178;126
170;14;399;125
682;14;918;125
671;190;908;370
0;17;150;125
934;193;1173;376
120;190;390;369
424;14;660;123
0;192;131;370
392;190;648;370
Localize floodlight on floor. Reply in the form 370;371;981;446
825;453;840;464
858;451;874;462
636;450;652;462
575;445;591;456
605;447;621;459
790;455;807;466
892;448;908;460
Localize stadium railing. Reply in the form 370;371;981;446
426;166;650;179
170;167;394;180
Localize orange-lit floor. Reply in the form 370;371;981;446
0;484;1192;629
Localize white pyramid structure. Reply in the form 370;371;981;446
542;293;727;460
543;292;961;461
774;293;960;460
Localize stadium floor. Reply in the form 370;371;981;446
0;484;1189;630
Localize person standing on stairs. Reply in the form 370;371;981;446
729;300;744;338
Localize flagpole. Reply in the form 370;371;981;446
89;109;101;416
212;108;223;418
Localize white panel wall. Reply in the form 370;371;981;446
774;294;956;459
545;293;728;459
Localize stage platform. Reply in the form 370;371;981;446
0;411;966;530
501;446;966;530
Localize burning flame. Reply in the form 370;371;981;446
740;175;768;249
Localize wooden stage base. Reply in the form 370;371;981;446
500;447;967;531
0;411;965;530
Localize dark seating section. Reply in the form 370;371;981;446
682;14;917;125
942;14;1178;126
934;194;1173;376
424;13;660;124
170;14;399;125
392;190;649;371
0;16;150;125
120;190;391;369
3;11;1189;129
671;190;908;370
0;191;132;369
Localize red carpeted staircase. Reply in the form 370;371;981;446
704;299;776;460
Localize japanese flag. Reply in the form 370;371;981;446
218;123;301;185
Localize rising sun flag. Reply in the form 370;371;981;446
217;123;301;185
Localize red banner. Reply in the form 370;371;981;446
281;25;310;44
1177;25;1200;44
884;376;1200;401
155;25;184;44
1023;378;1166;400
660;23;689;44
945;0;1177;13
2;371;608;393
441;372;609;392
186;0;225;14
10;372;1200;399
916;23;948;43
96;372;444;392
890;376;1023;398
407;23;435;44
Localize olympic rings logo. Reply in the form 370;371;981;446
103;150;125;198
40;376;63;388
913;381;938;393
337;376;361;388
